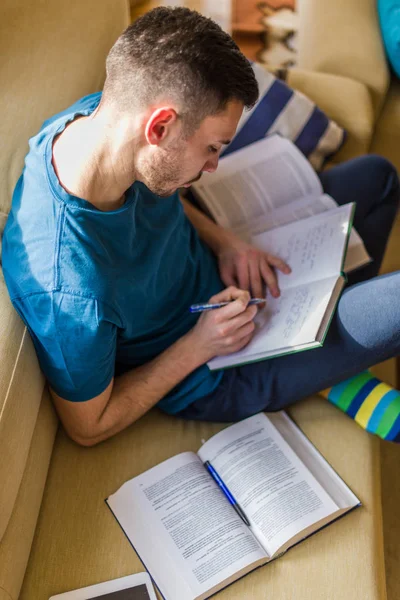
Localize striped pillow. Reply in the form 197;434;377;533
223;62;346;171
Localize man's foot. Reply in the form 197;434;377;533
321;371;400;442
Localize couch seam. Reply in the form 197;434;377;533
0;327;28;422
0;585;13;600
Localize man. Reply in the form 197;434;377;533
3;7;400;447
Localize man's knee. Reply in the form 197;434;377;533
339;271;400;348
367;154;400;208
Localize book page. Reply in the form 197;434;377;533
192;135;322;230
207;275;340;370
317;196;371;273
251;203;353;290
268;412;360;509
107;452;267;600
197;414;338;558
231;193;333;239
231;193;371;273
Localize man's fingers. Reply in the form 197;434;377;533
236;255;250;293
248;254;264;299
217;305;257;345
208;286;250;317
208;285;249;304
219;268;237;290
266;253;291;274
229;326;255;353
260;258;280;297
226;304;258;331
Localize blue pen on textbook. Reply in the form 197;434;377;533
190;297;266;313
204;460;251;527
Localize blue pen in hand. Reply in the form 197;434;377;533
204;460;251;527
190;298;265;313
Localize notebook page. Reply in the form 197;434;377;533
252;203;353;290
207;275;339;369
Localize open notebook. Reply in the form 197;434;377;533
188;135;371;368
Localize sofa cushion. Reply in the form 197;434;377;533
286;69;375;164
378;0;400;78
371;78;400;172
297;0;390;119
0;0;130;217
20;397;386;600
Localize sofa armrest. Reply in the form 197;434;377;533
297;0;390;120
371;78;400;173
286;68;375;163
0;276;48;542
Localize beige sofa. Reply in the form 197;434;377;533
296;0;400;172
0;1;398;599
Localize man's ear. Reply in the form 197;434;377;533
145;108;178;146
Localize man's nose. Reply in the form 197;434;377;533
203;156;219;173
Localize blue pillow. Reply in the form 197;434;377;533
378;0;400;78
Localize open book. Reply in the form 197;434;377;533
191;135;370;274
107;412;360;600
189;135;371;369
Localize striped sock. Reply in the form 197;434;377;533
321;371;400;442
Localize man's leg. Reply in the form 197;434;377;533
176;156;400;440
178;271;400;436
319;154;399;284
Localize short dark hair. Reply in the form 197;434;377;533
102;7;259;132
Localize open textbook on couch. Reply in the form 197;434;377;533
188;135;372;369
107;412;361;600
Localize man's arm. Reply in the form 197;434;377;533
180;195;291;298
51;287;257;447
180;194;236;254
51;330;203;447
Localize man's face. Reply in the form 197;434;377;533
140;99;244;197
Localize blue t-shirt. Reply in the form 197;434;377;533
2;93;224;413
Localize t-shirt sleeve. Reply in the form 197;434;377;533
14;291;117;401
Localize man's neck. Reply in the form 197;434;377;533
52;114;137;212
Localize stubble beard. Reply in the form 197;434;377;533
137;143;201;197
137;145;182;197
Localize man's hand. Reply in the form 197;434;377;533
216;233;291;299
180;196;291;297
189;286;258;363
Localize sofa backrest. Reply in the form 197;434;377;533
0;0;132;262
0;1;129;596
297;0;390;120
0;0;129;222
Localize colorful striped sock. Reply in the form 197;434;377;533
321;371;400;442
